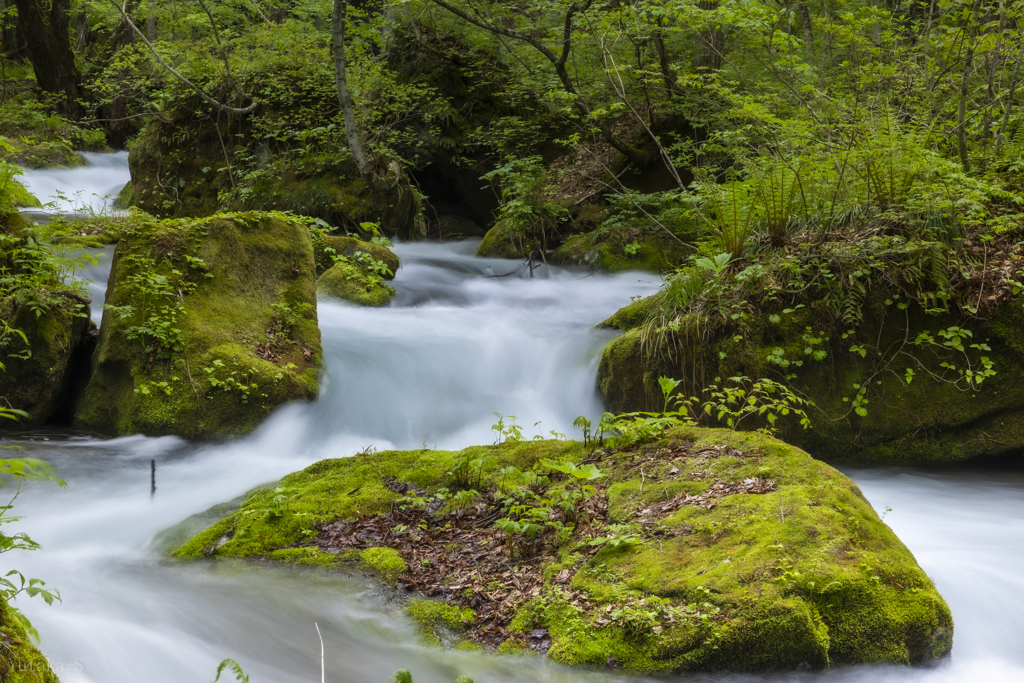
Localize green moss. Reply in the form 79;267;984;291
496;638;527;655
312;235;399;277
113;181;134;209
269;547;339;566
550;231;689;274
477;220;527;259
359;547;408;583
596;327;671;415
74;211;322;438
0;292;93;428
405;599;475;646
599;294;662;330
599;291;1024;465
171;431;951;673
173;440;587;559
0;600;59;682
5;179;40;208
317;261;395;307
0;138;85;169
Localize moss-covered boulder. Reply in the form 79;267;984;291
170;430;952;673
478;217;690;273
74;211;322;438
0;293;94;428
598;290;1024;465
311;234;399;307
0;600;59;682
317;262;396;307
476;220;527;259
551;230;690;273
311;235;400;277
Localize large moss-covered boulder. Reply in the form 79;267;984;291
170;429;951;673
0;293;94;428
74;211;322;438
0;600;59;682
598;290;1024;465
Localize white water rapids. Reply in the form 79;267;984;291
6;155;1024;683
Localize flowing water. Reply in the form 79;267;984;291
5;156;1024;683
16;151;131;216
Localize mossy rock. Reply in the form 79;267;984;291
0;137;85;169
47;216;132;247
4;180;41;209
599;292;1024;465
551;231;689;273
599;295;660;331
0;600;59;682
113;181;133;210
0;292;94;428
170;431;951;672
317;261;396;307
312;235;399;277
74;211;322;438
476;219;528;259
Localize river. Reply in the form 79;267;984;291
6;155;1024;683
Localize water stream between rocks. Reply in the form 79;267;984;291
7;155;1024;683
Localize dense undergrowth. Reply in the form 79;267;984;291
8;0;1024;262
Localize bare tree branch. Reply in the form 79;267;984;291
108;0;257;115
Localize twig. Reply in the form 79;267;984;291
108;0;257;115
315;622;325;683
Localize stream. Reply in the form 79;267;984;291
6;155;1024;683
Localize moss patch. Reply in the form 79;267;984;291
405;599;475;646
269;547;339;566
0;600;59;682
114;181;134;210
74;211;322;438
312;235;399;277
551;230;689;273
317;261;395;307
170;431;951;673
476;220;526;259
359;547;408;583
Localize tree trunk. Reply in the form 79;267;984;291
1;0;29;60
694;0;723;70
12;0;81;118
332;0;421;238
332;0;375;184
147;14;157;42
75;8;88;52
797;2;814;57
